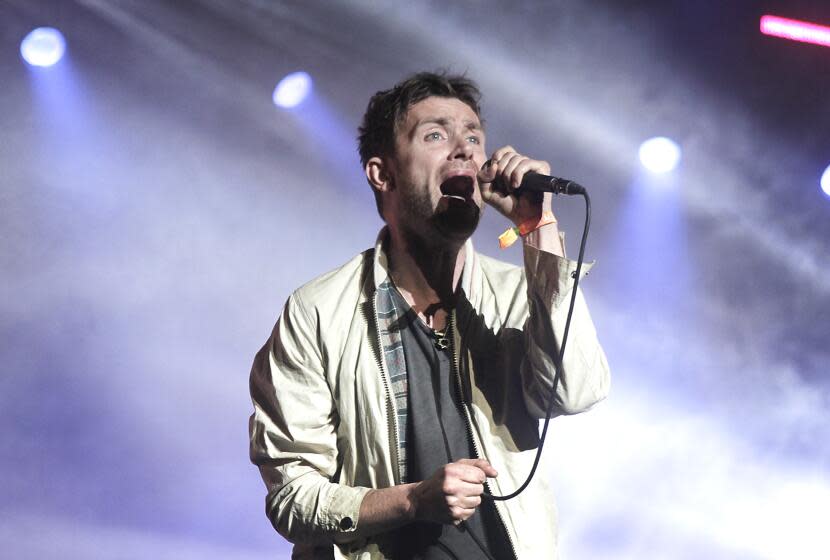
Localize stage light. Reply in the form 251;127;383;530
761;15;830;49
273;71;312;108
639;137;681;174
821;164;830;197
20;27;66;67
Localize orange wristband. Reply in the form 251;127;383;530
498;210;557;249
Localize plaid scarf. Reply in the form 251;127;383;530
375;280;410;482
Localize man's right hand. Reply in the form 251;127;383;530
410;459;498;525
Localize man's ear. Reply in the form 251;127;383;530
365;156;394;193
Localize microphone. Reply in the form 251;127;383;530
517;172;586;196
483;159;586;195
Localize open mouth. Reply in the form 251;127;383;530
440;174;475;202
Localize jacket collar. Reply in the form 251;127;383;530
372;226;478;299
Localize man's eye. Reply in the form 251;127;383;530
467;136;481;144
426;131;443;141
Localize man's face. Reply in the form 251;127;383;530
386;96;487;245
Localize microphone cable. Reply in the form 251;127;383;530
483;189;592;501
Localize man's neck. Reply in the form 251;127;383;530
386;228;465;331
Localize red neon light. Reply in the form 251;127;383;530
760;15;830;48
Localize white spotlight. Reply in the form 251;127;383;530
20;27;66;67
273;71;312;108
639;137;682;174
822;164;830;197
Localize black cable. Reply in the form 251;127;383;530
483;190;592;501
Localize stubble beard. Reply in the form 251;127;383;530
399;187;481;251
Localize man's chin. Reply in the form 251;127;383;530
433;203;481;241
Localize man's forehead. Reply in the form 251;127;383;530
403;97;482;129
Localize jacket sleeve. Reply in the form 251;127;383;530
519;243;611;417
249;292;371;545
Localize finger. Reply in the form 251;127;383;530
489;145;516;163
450;504;478;523
448;508;478;526
455;465;488;485
458;458;498;478
454;494;483;509
450;462;486;484
440;475;484;498
445;490;483;510
451;480;484;497
499;153;527;189
509;158;544;190
490;148;514;167
477;159;498;184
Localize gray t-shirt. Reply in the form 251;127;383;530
390;287;514;560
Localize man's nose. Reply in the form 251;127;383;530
449;136;474;160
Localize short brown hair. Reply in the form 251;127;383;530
357;72;483;218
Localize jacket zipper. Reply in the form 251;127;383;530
372;293;402;485
449;311;520;560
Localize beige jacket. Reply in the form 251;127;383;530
249;231;610;559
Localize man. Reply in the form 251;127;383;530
249;72;610;559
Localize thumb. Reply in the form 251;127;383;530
459;458;498;478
